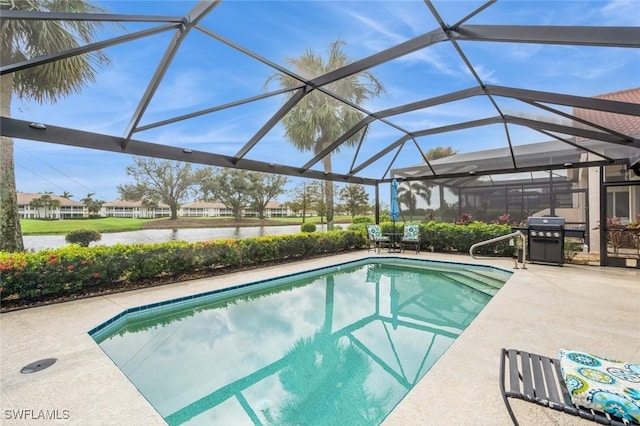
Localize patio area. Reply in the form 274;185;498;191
1;250;638;425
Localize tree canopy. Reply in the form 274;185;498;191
81;193;105;216
0;0;110;252
247;172;289;219
200;168;289;220
339;184;370;218
117;158;207;220
265;40;384;231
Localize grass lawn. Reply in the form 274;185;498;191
21;216;357;235
21;218;150;235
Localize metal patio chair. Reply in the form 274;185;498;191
401;224;421;254
366;224;390;253
500;348;634;426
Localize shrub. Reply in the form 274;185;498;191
0;230;366;306
301;222;316;233
65;229;102;247
564;240;583;263
455;213;473;225
352;216;373;224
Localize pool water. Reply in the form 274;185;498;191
90;258;511;425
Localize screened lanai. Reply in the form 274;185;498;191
1;1;640;264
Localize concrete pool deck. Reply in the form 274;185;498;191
1;251;638;425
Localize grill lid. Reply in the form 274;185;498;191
527;216;565;228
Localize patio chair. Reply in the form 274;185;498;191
366;224;390;253
401;224;421;254
500;348;638;426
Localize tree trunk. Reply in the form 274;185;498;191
322;154;334;231
0;72;24;252
170;203;178;220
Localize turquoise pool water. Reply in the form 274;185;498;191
90;257;511;425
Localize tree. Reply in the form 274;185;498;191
141;198;159;218
265;40;384;231
47;198;62;219
424;146;457;216
247;172;289;219
199;168;252;220
80;193;95;205
398;181;431;222
39;194;52;219
28;197;44;219
289;181;316;222
28;194;60;219
0;0;110;252
81;193;105;217
118;158;207;220
60;191;73;199
339;184;370;218
308;181;327;225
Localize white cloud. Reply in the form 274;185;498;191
600;0;640;25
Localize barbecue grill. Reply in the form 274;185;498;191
526;216;565;266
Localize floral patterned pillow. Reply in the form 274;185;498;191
559;349;640;424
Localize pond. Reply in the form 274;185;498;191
23;224;328;251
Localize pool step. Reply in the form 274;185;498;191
451;270;507;289
440;272;500;296
406;263;508;287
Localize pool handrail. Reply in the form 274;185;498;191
470;230;527;269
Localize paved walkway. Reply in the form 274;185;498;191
1;251;638;425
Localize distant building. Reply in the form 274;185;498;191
243;200;290;218
102;199;170;219
179;201;233;217
18;193;292;220
17;193;85;219
181;200;291;218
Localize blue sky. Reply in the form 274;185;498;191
10;0;640;206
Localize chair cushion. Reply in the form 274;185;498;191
366;225;388;241
559;349;640;424
403;224;419;240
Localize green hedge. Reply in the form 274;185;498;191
0;222;516;306
0;231;366;304
349;221;512;255
420;221;512;255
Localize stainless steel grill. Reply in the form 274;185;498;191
526;216;565;266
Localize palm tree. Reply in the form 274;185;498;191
28;197;44;219
0;0;110;252
80;193;95;206
265;40;384;230
141;198;159;219
48;198;62;219
398;181;431;221
424;146;457;217
39;194;52;219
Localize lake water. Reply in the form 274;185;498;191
24;224;329;252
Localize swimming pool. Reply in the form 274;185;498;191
90;257;511;425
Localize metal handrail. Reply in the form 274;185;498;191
469;231;527;269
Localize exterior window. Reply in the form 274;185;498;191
607;187;630;224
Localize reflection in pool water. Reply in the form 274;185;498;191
90;258;511;425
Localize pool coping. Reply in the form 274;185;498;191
88;255;511;340
1;251;638;425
